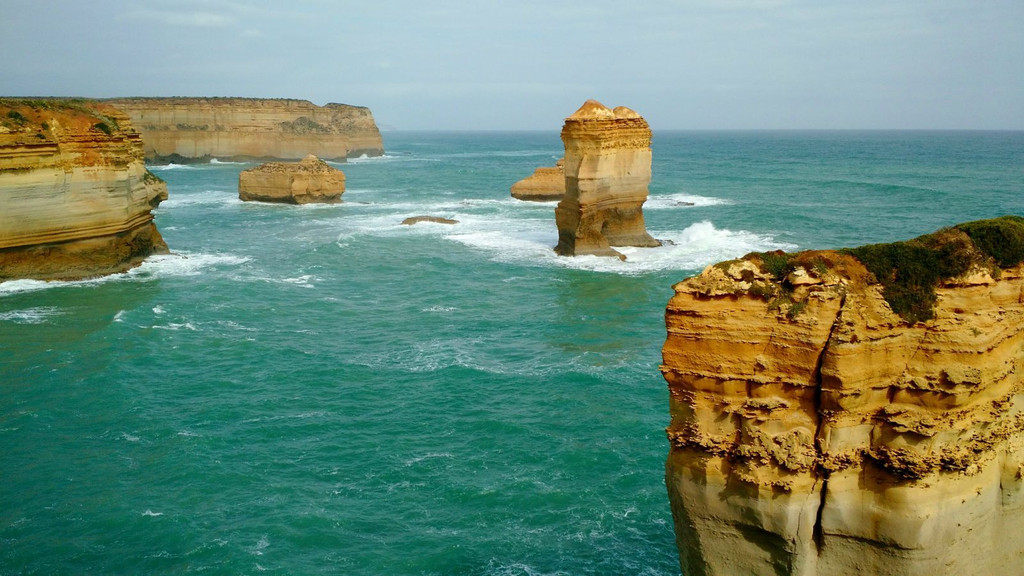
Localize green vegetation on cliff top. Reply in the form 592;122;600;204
752;216;1024;324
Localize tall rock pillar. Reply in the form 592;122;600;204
554;100;660;259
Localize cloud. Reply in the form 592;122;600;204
124;10;234;28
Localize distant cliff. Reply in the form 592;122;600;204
0;99;168;281
662;217;1024;576
107;97;384;163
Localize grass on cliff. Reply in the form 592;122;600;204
844;216;1024;323
1;98;122;135
750;216;1024;324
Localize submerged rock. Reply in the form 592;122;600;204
401;216;458;225
239;155;345;204
0;99;168;281
661;217;1024;575
554;100;660;260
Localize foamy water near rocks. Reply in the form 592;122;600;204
662;218;1024;575
239;155;345;204
0;99;168;281
554;100;660;260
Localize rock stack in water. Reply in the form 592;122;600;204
661;217;1024;576
0;99;168;281
554;100;660;259
510;158;565;202
239;155;345;204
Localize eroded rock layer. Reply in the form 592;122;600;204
511;158;565;202
554;100;659;259
662;218;1024;576
0;99;168;281
239;155;345;204
107;97;383;163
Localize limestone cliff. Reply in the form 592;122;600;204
554;100;660;259
662;217;1024;576
0;99;168;281
239;155;344;204
107;97;384;163
511;158;565;202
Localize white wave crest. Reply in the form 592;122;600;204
447;218;796;275
0;306;63;324
147;163;192;171
644;193;731;209
158;190;242;209
0;251;250;297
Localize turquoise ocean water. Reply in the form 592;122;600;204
1;131;1022;575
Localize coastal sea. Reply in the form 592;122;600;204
2;131;1022;575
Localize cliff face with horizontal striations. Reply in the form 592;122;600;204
554;99;660;259
239;154;345;204
0;99;168;281
107;97;384;163
662;218;1024;576
511;158;565;202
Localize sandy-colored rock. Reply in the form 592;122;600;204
107;97;383;163
0;99;168;281
511;158;565;202
662;222;1024;576
554;100;660;259
238;155;344;204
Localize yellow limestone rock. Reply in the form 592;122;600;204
238;155;345;204
554;100;660;259
0;99;168;281
510;158;565;202
107;97;384;162
662;220;1024;576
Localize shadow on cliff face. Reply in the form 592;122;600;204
0;281;159;374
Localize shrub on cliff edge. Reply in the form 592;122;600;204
844;216;1024;323
957;215;1024;268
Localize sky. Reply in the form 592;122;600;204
2;0;1022;130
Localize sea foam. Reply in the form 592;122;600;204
157;190;242;209
0;306;63;324
0;251;250;297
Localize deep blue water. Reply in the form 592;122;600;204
1;131;1022;575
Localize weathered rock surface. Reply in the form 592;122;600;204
401;216;458;226
107;97;384;163
662;218;1024;576
511;158;565;202
554;100;660;259
238;155;344;204
0;99;168;281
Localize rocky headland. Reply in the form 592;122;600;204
662;217;1024;575
107;97;384;163
511;158;565;202
554;100;660;259
0;99;168;281
238;155;345;204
